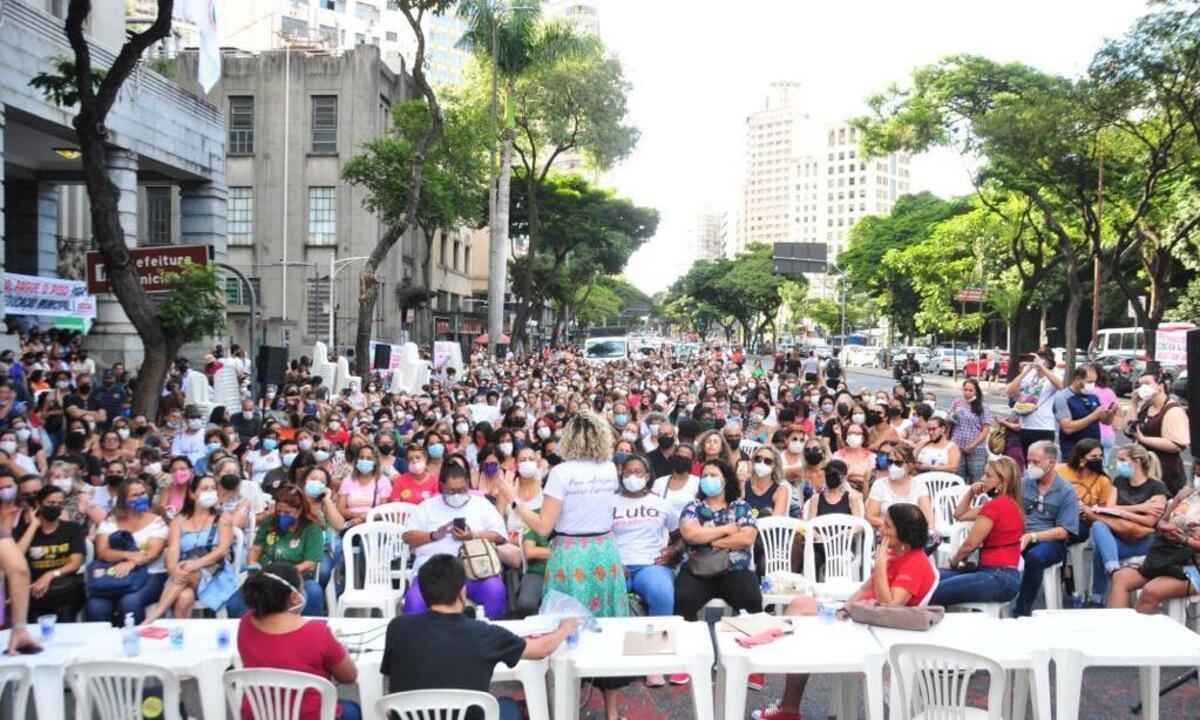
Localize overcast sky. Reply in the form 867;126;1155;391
589;0;1149;295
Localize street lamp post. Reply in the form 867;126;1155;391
328;255;372;350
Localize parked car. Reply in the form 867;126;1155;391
925;348;974;376
1172;369;1189;408
891;346;932;368
844;345;881;368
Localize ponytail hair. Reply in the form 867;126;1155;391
239;562;302;618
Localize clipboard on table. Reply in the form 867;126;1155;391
717;613;792;637
623;628;676;655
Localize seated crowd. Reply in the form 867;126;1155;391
0;332;1193;720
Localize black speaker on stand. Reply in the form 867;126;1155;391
373;343;393;371
257;346;288;390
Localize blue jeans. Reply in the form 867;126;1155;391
1090;522;1155;600
85;572;167;624
224;578;325;617
338;700;361;720
1014;540;1067;617
319;536;345;596
930;566;1021;606
626;565;675;616
499;698;522;720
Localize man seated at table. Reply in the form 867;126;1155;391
1014;440;1079;617
380;554;578;720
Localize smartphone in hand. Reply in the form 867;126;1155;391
453;518;467;531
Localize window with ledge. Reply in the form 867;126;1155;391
228;97;255;154
145;187;171;246
311;95;338;153
307;187;336;245
228;188;254;246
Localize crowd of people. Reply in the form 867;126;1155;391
0;331;1194;720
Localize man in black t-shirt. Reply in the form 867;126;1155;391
381;555;577;720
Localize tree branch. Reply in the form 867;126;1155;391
92;0;176;120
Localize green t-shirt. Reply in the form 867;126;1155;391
254;517;325;576
522;528;551;576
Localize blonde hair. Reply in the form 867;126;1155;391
750;445;785;485
1119;444;1162;481
986;455;1024;519
558;409;614;463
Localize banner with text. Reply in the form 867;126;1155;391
3;273;97;318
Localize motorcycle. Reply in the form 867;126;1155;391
899;371;925;403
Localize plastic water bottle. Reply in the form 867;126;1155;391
169;625;184;650
121;613;140;657
761;577;773;594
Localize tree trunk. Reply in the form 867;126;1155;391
511;145;542;356
423;226;436;346
488;131;515;359
132;342;178;420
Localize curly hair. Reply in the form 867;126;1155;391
557;409;614;463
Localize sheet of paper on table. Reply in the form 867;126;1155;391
504;617;561;637
623;630;676;656
718;613;792;636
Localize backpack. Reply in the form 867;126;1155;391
826;358;841;378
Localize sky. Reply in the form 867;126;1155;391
589;0;1150;296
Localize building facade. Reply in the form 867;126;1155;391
1;0;226;367
695;211;726;261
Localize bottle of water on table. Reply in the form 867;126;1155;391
122;613;140;657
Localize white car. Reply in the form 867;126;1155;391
583;336;629;364
844;345;880;368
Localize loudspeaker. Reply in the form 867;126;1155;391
256;346;288;387
373;342;392;370
1188;329;1199;454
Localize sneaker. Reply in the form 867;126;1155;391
747;673;766;691
751;705;801;720
668;673;690;685
645;674;666;687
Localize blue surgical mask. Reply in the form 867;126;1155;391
356;459;376;474
1115;461;1133;479
614;414;629;427
613;451;629;467
206;442;221;454
876;454;890;471
0;487;15;503
276;513;296;532
305;479;327;498
427;443;445;459
127;496;150;513
699;475;724;498
282;452;298;467
262;438;278;451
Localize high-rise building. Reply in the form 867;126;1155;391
695;212;726;261
425;13;470;87
546;0;600;36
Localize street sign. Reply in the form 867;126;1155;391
773;242;829;276
86;244;212;294
954;287;986;303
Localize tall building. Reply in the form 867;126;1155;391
546;0;600;35
425;13;471;87
695;212;726;261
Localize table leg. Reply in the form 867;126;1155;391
194;661;226;720
688;657;716;720
864;656;885;720
1137;665;1160;720
1029;652;1052;720
1052;650;1084;720
840;674;859;720
1009;670;1026;720
31;667;66;720
518;664;551;720
356;665;384;717
719;657;748;720
551;659;579;720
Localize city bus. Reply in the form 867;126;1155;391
1090;323;1195;362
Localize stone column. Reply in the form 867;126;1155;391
180;182;228;260
35;183;59;277
88;148;144;368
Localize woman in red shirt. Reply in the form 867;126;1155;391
237;563;360;720
931;455;1024;606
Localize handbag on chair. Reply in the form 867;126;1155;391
458;539;503;580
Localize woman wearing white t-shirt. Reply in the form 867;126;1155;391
84;477;169;623
651;442;699;525
1005;348;1064;454
866;445;935;532
243;431;282;488
497;410;629;720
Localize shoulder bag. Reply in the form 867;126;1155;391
458;538;503;580
845;600;945;631
86;529;150;599
687;547;731;578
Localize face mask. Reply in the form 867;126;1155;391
1026;465;1046;481
789;441;805;454
282;452;298;468
800;448;821;465
614;414;629;427
837;405;851;419
753;461;772;478
187;419;203;431
623;473;648;493
851;413;866;425
206;441;222;454
114;428;129;440
518;460;539;478
671;455;692;474
128;496;151;513
56;380;70;390
1137;384;1157;401
498;442;514;456
455;422;470;435
699;475;724;498
483;461;499;476
647;423;660;437
14;428;31;443
1083;382;1097;395
443;491;469;509
243;410;255;419
846;434;864;448
621;431;639;443
0;441;16;455
379;444;395;456
658;435;676;450
305;479;327;498
427;443;445;459
537;426;552;440
1115;461;1133;479
144;462;162;476
298;439;313;452
262;438;279;452
314;450;331;463
0;487;15;503
53;479;74;494
613;451;630;467
39;505;63;522
356;459;376;474
219;474;241;491
197;490;219;509
888;464;907;481
1085;459;1105;475
276;513;297;532
172;468;192;486
821;403;834;414
824;468;844;490
876;454;891;470
409;461;427;475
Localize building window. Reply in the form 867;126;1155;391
280;16;308;38
228;188;254;246
228;96;254;154
225;276;262;306
146;187;171;246
385;31;397;42
307;187;336;245
311;95;338;153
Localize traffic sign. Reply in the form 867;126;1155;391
954;287;986;303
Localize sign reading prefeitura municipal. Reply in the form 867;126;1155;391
85;244;212;294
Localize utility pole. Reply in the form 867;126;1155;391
1091;138;1104;350
486;1;503;362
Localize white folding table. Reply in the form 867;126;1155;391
551;617;715;720
716;615;886;720
869;613;1052;720
0;622;117;720
1023;609;1200;720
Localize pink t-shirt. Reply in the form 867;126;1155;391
1094;386;1118;443
338;474;392;518
237;616;348;720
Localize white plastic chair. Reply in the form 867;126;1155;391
756;517;805;612
802;513;874;600
375;689;499;720
933;486;968;540
66;660;183;720
1067;539;1091;603
336;521;407;618
916;471;965;508
224;668;337;720
1165;594;1200;631
366;501;418;527
889;644;1006;720
0;666;31;720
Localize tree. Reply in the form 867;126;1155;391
721;243;785;344
39;0;218;417
572;281;622;327
343;91;491;343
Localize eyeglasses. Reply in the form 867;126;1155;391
754;457;775;465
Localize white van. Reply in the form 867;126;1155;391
583;336;629;364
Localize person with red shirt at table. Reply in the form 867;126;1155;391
389;444;437;505
755;503;934;720
931;455;1024;607
237;562;360;720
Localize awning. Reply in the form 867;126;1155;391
473;333;510;345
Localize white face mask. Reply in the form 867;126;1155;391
753;461;772;478
1136;384;1157;401
537;426;552;440
622;474;647;493
0;441;16;455
1083;382;1096;395
455;422;469;435
408;461;426;475
1027;465;1046;481
851;413;866;425
145;462;162;476
846;434;864;448
888;464;907;481
788;441;805;454
53;478;74;494
518;460;539;478
117;428;130;440
197;490;220;509
187;418;203;431
15;428;31;443
648;423;660;437
498;442;513;456
622;431;638;442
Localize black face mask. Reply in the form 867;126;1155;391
657;435;676;450
77;384;91;395
803;448;824;465
824;467;844;490
106;475;124;487
836;405;851;419
1085;459;1105;475
865;411;882;427
20;494;37;506
219;474;241;491
39;505;63;522
671;455;693;474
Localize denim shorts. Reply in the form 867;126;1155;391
1183;565;1200;594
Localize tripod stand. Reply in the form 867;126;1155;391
1129;669;1197;715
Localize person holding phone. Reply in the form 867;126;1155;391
1006;348;1065;454
402;462;508;619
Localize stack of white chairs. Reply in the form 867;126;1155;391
184;368;216;418
334;355;361;395
210;364;241;415
310;342;337;393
